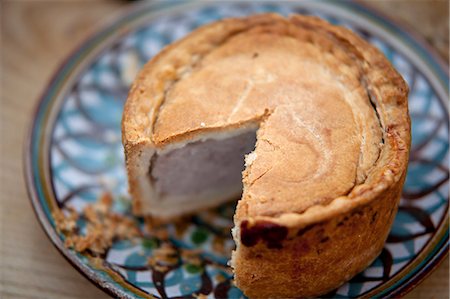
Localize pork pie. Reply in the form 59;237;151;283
122;14;410;298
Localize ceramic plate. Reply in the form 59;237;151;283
25;1;449;298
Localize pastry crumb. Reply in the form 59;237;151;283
147;243;178;271
53;209;77;234
54;193;226;280
55;192;140;255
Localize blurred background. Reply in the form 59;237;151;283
1;1;448;298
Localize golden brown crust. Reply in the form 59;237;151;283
122;13;410;298
234;173;406;298
232;16;409;298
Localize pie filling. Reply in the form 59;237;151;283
150;130;257;200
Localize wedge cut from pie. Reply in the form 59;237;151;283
122;14;410;298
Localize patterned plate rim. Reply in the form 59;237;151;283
24;1;449;298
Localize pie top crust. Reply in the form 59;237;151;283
122;13;410;228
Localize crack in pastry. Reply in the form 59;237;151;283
122;13;410;298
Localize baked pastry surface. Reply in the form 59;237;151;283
122;14;410;298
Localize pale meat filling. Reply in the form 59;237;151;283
151;131;257;199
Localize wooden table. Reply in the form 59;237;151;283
1;1;448;298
